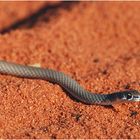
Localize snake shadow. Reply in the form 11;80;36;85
0;1;79;34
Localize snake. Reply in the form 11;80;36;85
0;60;140;105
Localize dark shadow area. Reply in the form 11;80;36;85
0;1;79;34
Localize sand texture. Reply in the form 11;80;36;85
0;2;140;139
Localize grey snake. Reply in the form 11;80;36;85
0;60;140;105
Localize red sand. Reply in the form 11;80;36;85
0;2;140;139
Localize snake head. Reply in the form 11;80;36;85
120;90;140;102
108;90;140;104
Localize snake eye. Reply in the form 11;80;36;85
126;93;133;100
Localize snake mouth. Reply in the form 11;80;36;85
132;90;140;102
129;90;140;102
133;95;140;101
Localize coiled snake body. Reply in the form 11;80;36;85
0;60;140;105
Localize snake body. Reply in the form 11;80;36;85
0;60;140;105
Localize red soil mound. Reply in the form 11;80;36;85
0;2;140;139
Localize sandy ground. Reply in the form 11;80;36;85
0;2;140;139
